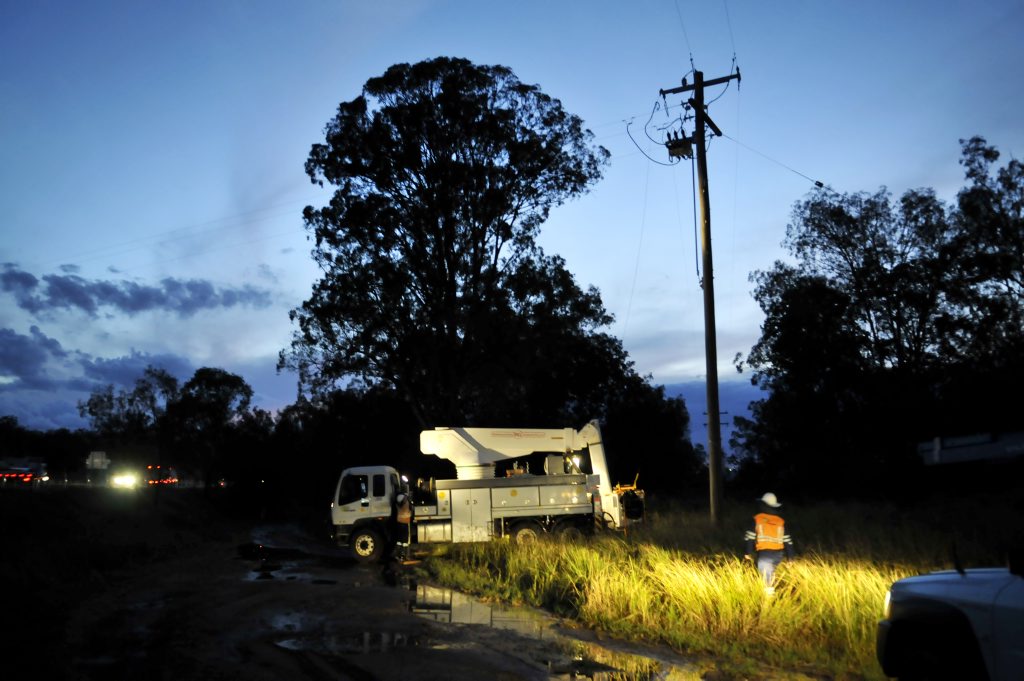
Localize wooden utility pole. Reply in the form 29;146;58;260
660;68;740;525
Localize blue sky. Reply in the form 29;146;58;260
2;1;1022;436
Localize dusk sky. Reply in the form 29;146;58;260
2;1;1022;434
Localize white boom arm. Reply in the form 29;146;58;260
419;420;632;527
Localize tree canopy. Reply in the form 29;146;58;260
733;137;1024;495
78;366;179;442
79;366;255;486
281;57;622;426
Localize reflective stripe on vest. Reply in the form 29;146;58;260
754;512;786;551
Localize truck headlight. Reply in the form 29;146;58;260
111;472;139;489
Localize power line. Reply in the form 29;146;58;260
626;115;681;167
721;0;738;58
690;155;700;280
622;161;652;342
22;198;311;273
673;0;697;70
720;133;834;192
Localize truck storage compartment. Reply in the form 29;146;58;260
492;486;540;509
417;520;452;543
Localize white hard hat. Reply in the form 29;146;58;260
760;492;781;508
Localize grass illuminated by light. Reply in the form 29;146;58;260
421;495;1017;680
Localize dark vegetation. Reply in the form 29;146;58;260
731;135;1024;500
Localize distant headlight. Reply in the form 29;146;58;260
882;589;892;619
111;473;139;489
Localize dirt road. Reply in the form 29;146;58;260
65;525;548;679
6;487;704;681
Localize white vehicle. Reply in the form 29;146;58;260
877;555;1024;680
329;420;644;562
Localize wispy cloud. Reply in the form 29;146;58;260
0;326;74;391
0;324;201;429
82;350;194;387
0;325;193;395
1;263;272;318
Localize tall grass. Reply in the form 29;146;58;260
421;493;1021;679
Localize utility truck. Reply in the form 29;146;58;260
330;420;644;562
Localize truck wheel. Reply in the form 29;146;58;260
555;523;584;542
512;522;543;544
351;527;384;562
892;623;986;681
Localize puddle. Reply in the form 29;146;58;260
236;542;308;561
238;532;702;678
269;611;421;656
246;562;316;582
270;611;316;633
409;583;702;680
238;542;322;582
278;631;421;655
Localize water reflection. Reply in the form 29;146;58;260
410;584;702;680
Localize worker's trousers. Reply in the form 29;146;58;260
756;550;784;586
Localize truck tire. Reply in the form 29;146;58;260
555;522;584;542
511;522;543;544
888;621;987;681
351;527;385;563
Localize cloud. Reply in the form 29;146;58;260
0;325;194;394
82;351;194;387
0;263;273;318
0;326;74;391
0;325;198;430
0;390;89;432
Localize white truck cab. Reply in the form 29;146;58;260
330;466;402;560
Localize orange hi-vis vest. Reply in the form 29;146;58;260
753;512;787;551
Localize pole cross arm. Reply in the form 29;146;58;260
660;69;740;97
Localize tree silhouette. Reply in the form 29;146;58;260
280;57;617;426
170;367;253;487
734;137;1024;495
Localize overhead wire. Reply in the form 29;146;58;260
673;0;697;71
109;224;308;276
643;101;671;146
727;50;741;339
621;161;652;343
720;133;835;192
690;154;700;280
626;113;681;167
21;198;313;275
722;0;738;58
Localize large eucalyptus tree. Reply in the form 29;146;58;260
281;57;617;425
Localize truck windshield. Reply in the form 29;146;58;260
339;474;369;505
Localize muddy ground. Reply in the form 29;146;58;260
3;485;716;681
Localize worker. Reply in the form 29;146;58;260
744;492;794;596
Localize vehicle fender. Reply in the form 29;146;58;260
991;577;1024;680
350;516;392;538
881;599;988;678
